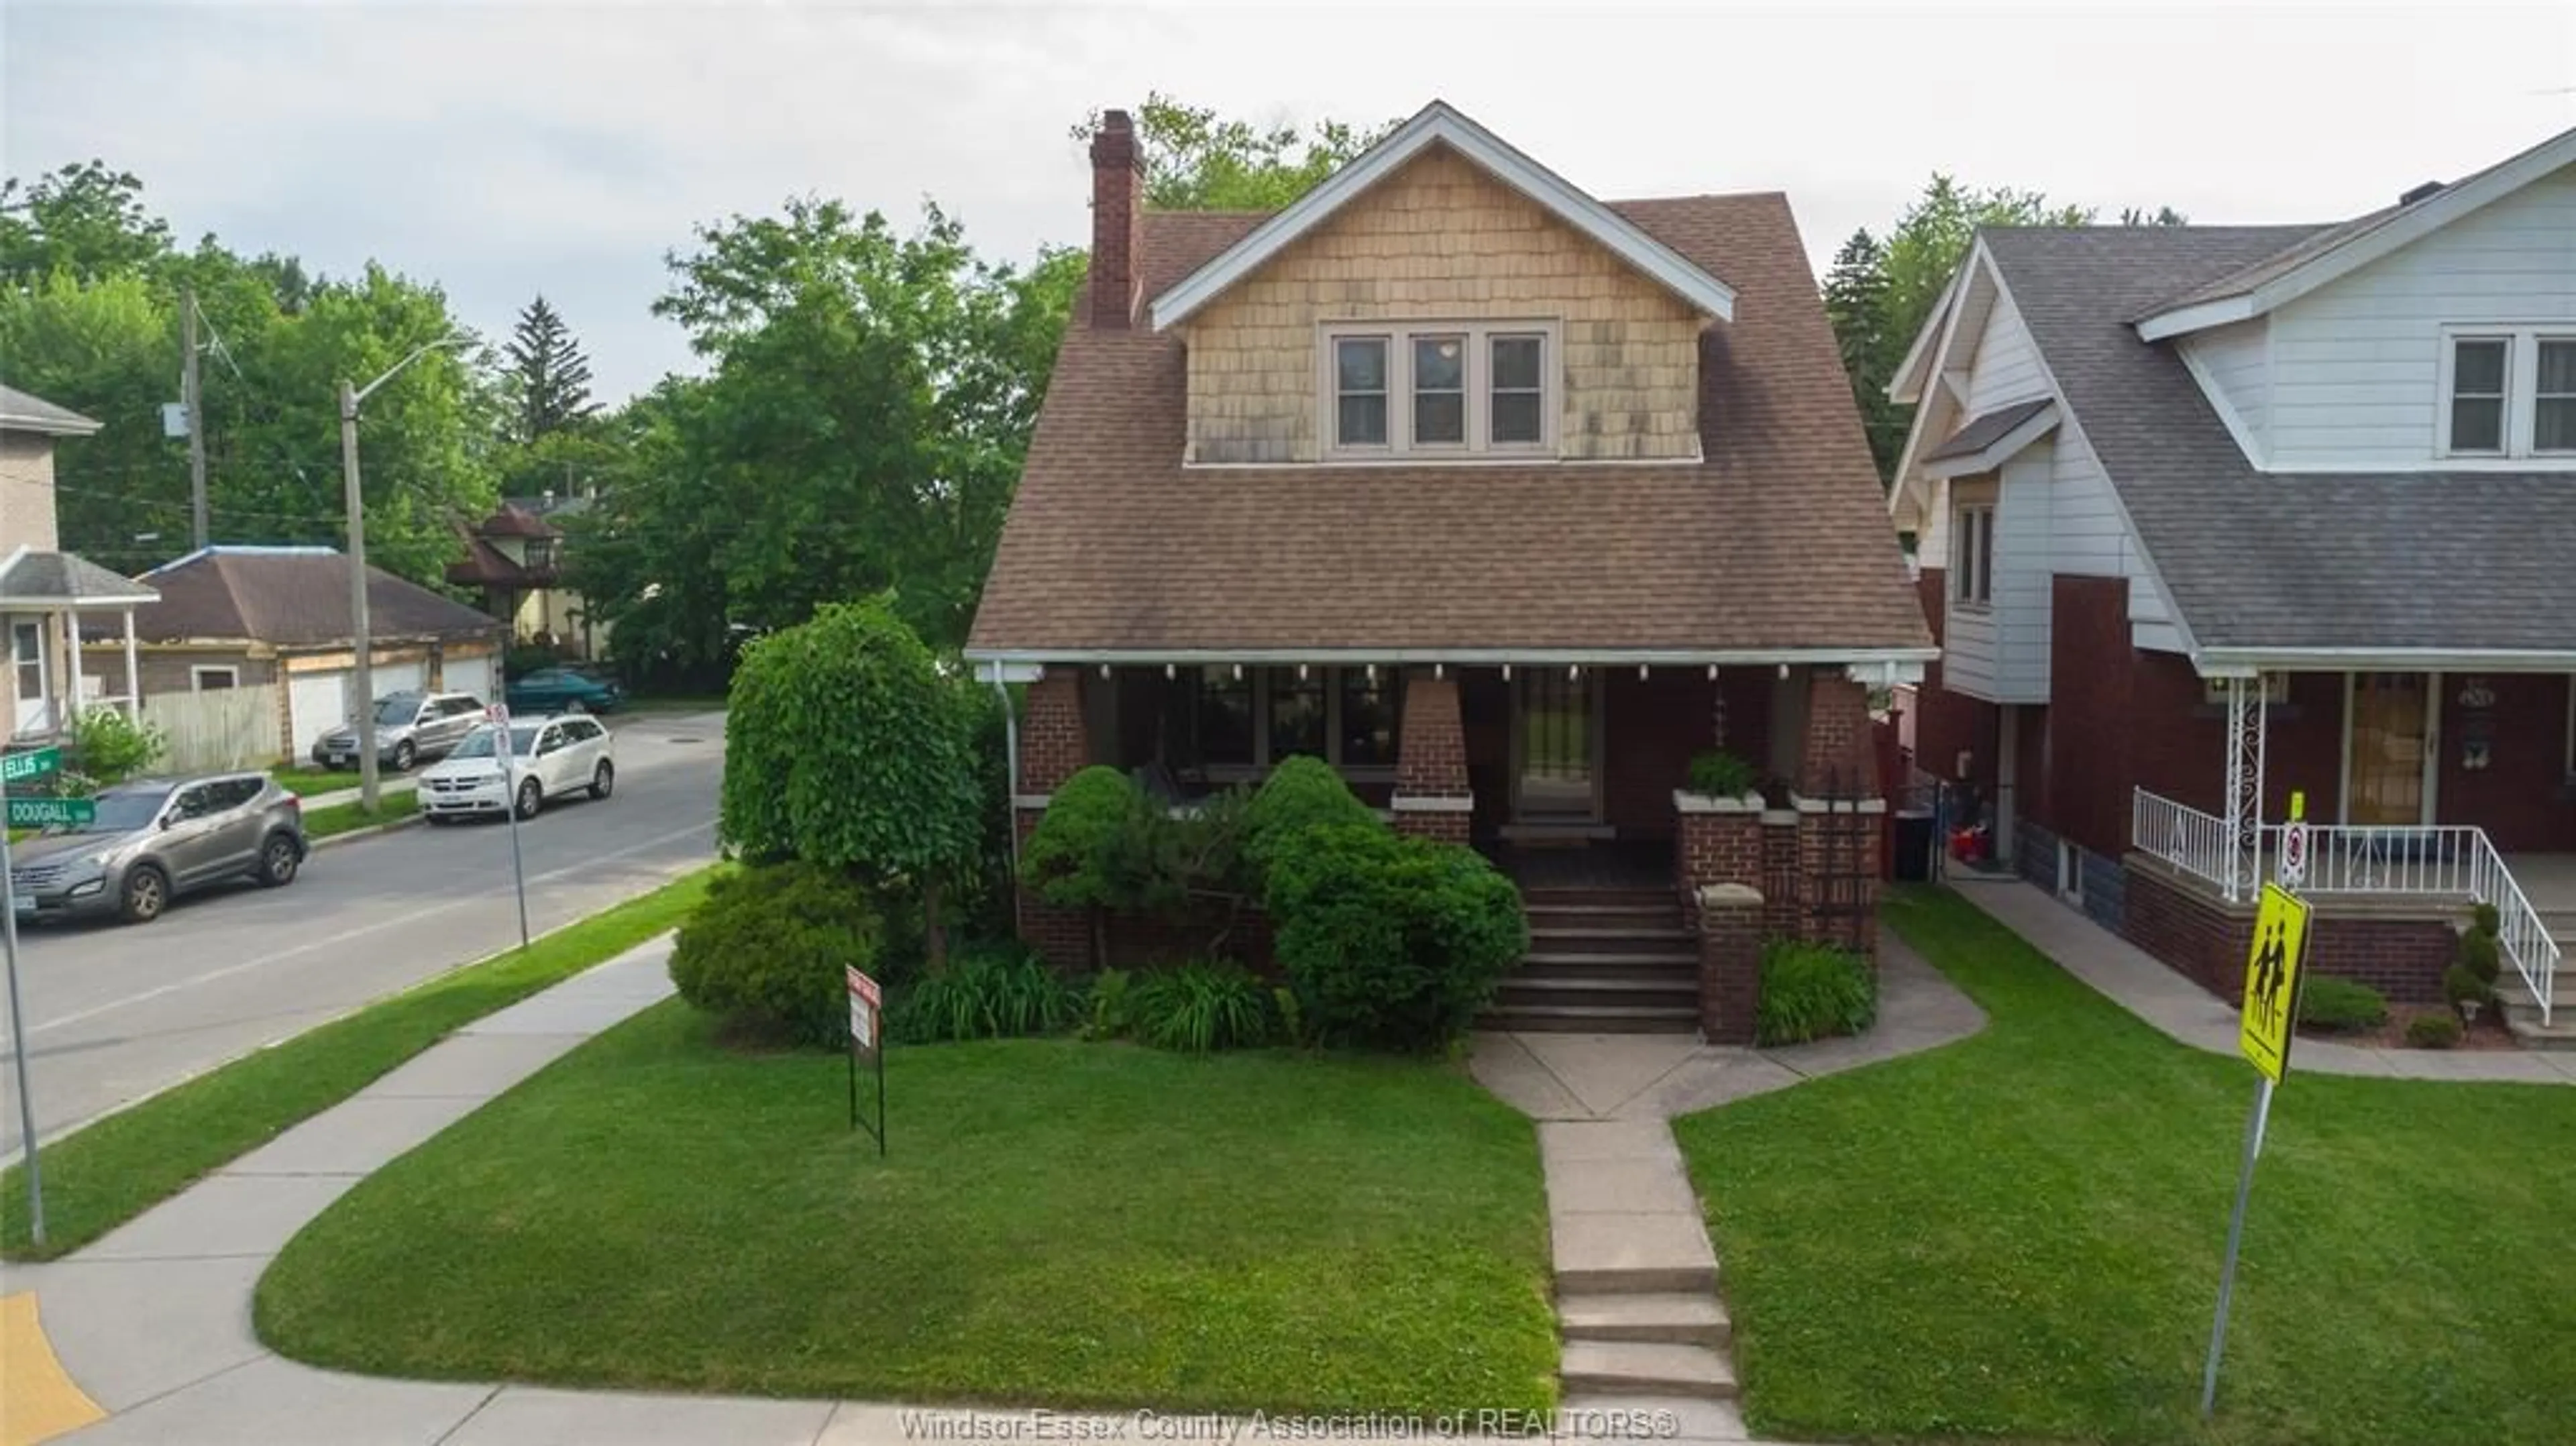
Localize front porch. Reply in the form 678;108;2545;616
1004;657;1900;1036
1;549;158;746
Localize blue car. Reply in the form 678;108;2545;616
505;666;623;716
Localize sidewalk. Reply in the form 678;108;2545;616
1949;875;2576;1086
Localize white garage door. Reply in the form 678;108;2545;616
372;660;427;700
442;653;494;704
288;671;350;757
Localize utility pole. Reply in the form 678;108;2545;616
184;288;209;552
339;380;379;811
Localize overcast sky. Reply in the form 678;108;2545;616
8;1;2573;401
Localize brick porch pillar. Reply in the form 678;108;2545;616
1390;668;1472;843
1674;795;1762;931
1697;883;1764;1045
1796;671;1884;954
1014;666;1091;969
1801;672;1879;798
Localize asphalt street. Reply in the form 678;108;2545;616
0;710;724;1152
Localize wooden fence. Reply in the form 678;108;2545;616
140;685;283;773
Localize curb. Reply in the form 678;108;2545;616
311;808;426;851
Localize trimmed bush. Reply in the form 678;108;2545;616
1129;962;1275;1052
669;863;881;1047
2297;977;2389;1034
890;942;1076;1042
2406;1012;2464;1050
1084;968;1136;1040
1243;757;1378;875
1754;940;1876;1046
2443;962;2493;1011
1686;750;1758;799
1023;766;1142;911
1266;823;1526;1051
2456;916;2503;987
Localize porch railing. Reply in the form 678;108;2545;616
2128;787;2560;1026
2133;789;2236;893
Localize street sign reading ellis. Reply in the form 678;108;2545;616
6;797;96;829
1;748;61;785
2239;883;2312;1084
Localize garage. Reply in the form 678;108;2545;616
371;659;427;700
441;651;495;704
287;671;350;758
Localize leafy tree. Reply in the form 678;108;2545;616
718;598;984;970
1071;93;1398;211
504;294;597;441
0;162;173;284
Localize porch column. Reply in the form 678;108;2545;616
65;610;86;722
1390;667;1472;843
1014;666;1092;970
1794;670;1886;955
121;608;140;720
1696;883;1764;1045
2221;674;2268;903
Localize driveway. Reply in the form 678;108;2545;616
0;711;724;1152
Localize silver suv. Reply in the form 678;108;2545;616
8;774;307;925
310;691;486;772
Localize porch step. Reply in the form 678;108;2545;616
1528;927;1695;955
1522;887;1673;909
1499;979;1697;1013
1485;1003;1701;1034
1522;950;1700;970
1558;1340;1738;1400
1558;1291;1731;1348
2498;994;2576;1051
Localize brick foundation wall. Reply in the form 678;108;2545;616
2120;861;2455;1005
1760;815;1801;940
1675;806;1762;930
1015;667;1093;970
1394;669;1471;840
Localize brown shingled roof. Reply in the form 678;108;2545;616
131;547;501;646
968;194;1929;659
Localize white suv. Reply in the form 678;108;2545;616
416;714;616;822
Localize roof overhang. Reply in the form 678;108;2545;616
0;409;101;438
2135;124;2576;342
2195;647;2576;677
1917;400;2060;480
966;645;1935;683
1147;100;1738;331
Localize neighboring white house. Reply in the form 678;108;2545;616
1;382;157;742
1882;123;2576;1042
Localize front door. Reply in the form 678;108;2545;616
2348;672;2434;826
1512;669;1601;823
11;619;48;736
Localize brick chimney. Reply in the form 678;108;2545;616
1089;108;1142;329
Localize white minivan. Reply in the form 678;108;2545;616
416;715;616;823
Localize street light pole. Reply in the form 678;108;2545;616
339;335;470;812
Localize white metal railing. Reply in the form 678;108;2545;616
2282;820;2559;1025
2133;789;2237;893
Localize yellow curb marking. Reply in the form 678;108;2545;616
1;1292;107;1446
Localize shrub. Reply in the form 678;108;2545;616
1023;767;1141;911
2470;901;2502;938
1686;749;1758;799
2406;1012;2464;1050
2456;913;2503;987
669;863;880;1047
1084;968;1136;1040
890;942;1076;1042
1754;940;1876;1046
2443;962;2493;1011
1129;962;1275;1052
2297;977;2389;1033
1267;823;1526;1051
68;706;166;791
1242;756;1378;875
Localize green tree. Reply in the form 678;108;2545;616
1072;93;1398;211
0;162;173;285
719;598;983;969
1823;229;1909;484
504;294;597;441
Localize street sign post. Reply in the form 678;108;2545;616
488;704;531;950
0;745;62;1244
846;965;884;1156
2202;795;2314;1418
6;797;96;830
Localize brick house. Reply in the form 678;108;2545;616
966;101;1932;1034
1886;125;2576;1041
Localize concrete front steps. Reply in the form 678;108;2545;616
1544;1119;1739;1403
1487;887;1699;1034
2499;962;2576;1050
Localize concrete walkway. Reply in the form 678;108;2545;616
1951;875;2576;1085
1471;938;1988;1445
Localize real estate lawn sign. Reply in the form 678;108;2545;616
846;964;884;1156
2201;793;2316;1417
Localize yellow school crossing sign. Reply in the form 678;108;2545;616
2238;883;2312;1082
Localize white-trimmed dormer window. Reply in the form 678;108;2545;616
2440;329;2576;458
1324;321;1558;459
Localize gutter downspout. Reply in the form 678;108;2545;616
989;660;1022;937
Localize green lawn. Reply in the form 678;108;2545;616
270;767;365;797
301;789;417;840
2;867;716;1259
255;1015;1554;1414
1674;885;2576;1446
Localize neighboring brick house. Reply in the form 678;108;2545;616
1;382;158;742
967;101;1933;1033
1886;124;2576;1040
447;496;605;659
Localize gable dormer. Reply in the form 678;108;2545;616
1122;102;1736;465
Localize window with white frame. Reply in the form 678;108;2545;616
192;665;239;691
2442;329;2576;457
1953;502;1994;606
1324;321;1556;457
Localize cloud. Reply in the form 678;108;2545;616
8;1;2571;400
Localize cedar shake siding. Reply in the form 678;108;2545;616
1183;147;1703;464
